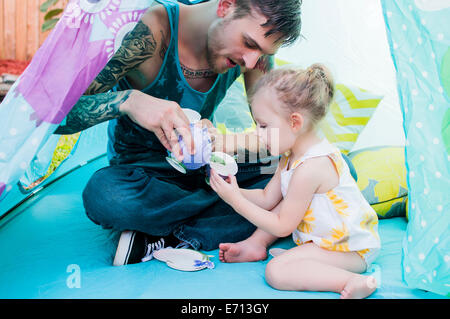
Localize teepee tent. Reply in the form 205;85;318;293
0;0;448;298
381;0;449;296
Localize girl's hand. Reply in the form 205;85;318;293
209;168;242;206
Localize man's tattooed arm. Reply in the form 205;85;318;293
84;20;157;95
54;90;132;134
55;20;157;134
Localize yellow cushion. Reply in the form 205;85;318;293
348;146;408;219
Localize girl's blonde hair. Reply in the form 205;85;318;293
249;63;335;128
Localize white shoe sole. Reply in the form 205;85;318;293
113;230;135;266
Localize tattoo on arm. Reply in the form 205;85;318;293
58;21;157;134
55;90;132;135
84;21;157;95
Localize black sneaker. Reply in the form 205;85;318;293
113;231;182;266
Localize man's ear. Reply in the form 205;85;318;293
290;112;304;132
217;0;236;18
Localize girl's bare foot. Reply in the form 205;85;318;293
340;274;377;299
219;239;268;263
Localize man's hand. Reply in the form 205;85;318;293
120;90;194;161
198;118;217;138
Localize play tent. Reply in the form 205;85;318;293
0;0;448;298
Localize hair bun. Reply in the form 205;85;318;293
307;64;327;82
248;63;335;128
306;63;334;100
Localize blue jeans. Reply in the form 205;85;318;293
83;155;357;251
83;161;274;251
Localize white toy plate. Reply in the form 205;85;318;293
153;248;214;272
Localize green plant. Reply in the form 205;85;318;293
40;0;64;32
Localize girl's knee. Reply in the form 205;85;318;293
265;254;312;291
265;258;287;290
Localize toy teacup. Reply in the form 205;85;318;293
205;151;238;185
166;109;212;174
165;123;212;174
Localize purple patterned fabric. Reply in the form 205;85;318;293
14;0;149;125
15;30;105;124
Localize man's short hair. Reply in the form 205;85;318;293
233;0;302;47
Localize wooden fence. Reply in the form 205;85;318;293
0;0;70;61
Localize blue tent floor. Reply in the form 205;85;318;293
0;156;444;299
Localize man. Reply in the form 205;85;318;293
55;0;302;265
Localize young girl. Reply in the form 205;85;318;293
209;64;381;299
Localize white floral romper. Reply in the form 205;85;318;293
280;139;381;268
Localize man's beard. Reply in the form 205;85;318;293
205;35;223;74
205;20;229;74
